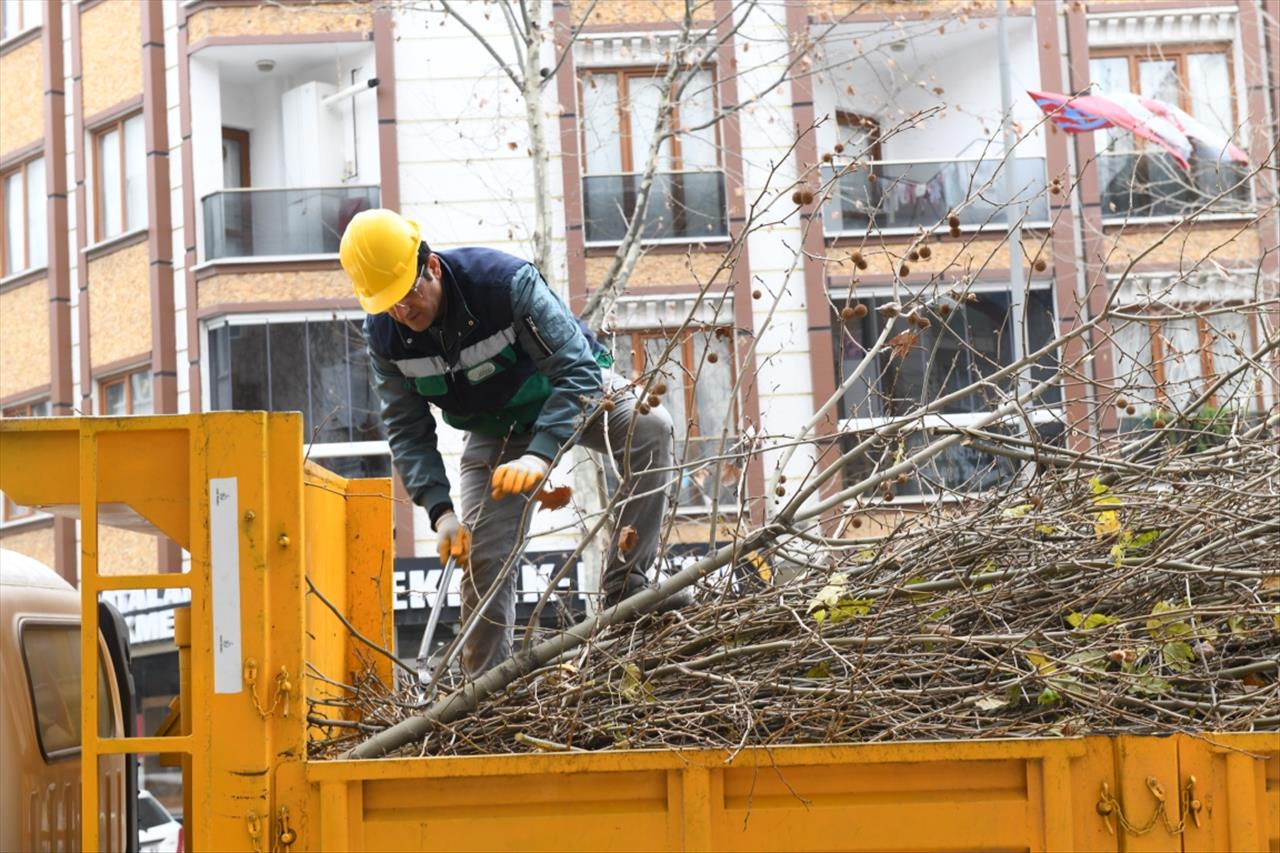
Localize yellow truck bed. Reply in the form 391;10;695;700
2;414;1275;852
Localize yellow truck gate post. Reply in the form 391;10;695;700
1;413;1274;852
0;413;393;852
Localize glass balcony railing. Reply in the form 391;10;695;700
202;185;380;261
821;158;1049;236
1098;152;1250;220
582;171;728;243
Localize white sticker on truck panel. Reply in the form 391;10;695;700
210;477;243;694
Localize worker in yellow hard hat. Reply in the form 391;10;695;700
340;209;690;678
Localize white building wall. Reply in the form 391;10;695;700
393;3;573;556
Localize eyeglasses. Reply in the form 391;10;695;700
391;272;425;313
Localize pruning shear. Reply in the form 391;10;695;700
416;555;458;685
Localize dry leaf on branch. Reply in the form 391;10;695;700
536;485;573;511
617;526;638;552
889;331;919;360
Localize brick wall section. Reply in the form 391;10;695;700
569;0;707;27
0;278;52;397
93;525;160;575
186;3;372;41
81;0;142;118
87;242;152;369
0;523;56;567
1103;225;1262;271
0;39;44;154
824;235;1052;280
583;251;731;290
197;268;355;310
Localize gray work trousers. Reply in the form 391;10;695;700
457;370;673;677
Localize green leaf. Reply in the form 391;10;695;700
1161;640;1194;673
1037;687;1062;707
928;606;950;622
828;598;874;624
1034;523;1059;536
804;661;831;679
1067;611;1117;630
904;575;931;603
1025;649;1057;676
1002;503;1032;518
1227;614;1247;635
1065;650;1109;673
1130;529;1160;549
1134;674;1172;695
619;663;653;703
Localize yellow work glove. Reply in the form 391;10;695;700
434;511;471;565
490;454;550;500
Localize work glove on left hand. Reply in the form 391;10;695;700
490;454;550;500
434;511;471;565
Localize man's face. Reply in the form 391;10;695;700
387;253;444;333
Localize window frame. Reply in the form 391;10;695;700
1088;43;1237;131
19;618;118;764
91;111;144;244
0;155;44;278
578;65;724;177
1112;304;1263;414
2;397;50;522
830;281;1065;502
200;310;392;471
96;365;152;416
610;323;740;513
0;0;41;42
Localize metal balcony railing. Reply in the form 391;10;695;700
1098;152;1250;220
582;171;728;244
202;185;380;261
821;157;1050;236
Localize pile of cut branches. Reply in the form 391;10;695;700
309;432;1279;759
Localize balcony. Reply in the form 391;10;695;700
202;186;379;261
821;158;1050;237
1098;152;1250;221
582;171;727;244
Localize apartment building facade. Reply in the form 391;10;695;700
2;0;1276;656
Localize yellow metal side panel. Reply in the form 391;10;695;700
343;477;395;689
303;469;351;712
309;740;1114;853
1112;737;1183;853
359;767;672;851
1178;733;1280;853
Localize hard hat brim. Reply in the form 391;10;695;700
354;217;422;315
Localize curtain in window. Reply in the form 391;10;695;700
1186;52;1232;136
627;74;674;172
25;157;45;269
124;114;147;232
1205;311;1255;411
581;73;622;174
1158;317;1203;413
2;169;22;272
1112;319;1158;409
98;128;122;238
677;69;717;170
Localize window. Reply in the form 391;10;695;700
20;623;115;761
2;398;50;521
610;325;738;509
1;156;46;277
98;368;153;416
1111;307;1260;427
93;113;146;242
833;287;1063;497
579;67;727;243
207;315;390;477
0;0;42;40
1088;47;1248;218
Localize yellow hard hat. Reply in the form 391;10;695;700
339;208;423;314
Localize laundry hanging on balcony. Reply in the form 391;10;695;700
1026;90;1248;169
